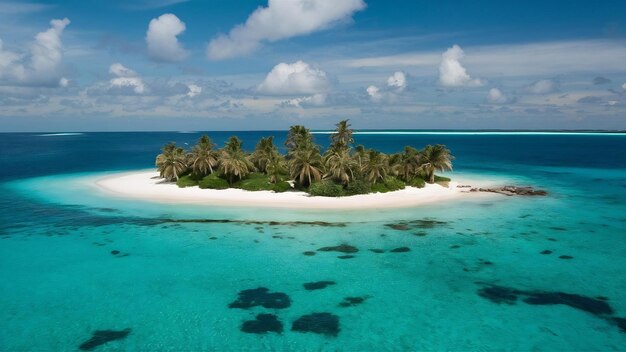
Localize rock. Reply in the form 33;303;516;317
291;313;340;336
369;249;385;253
470;186;547;196
241;314;283;334
390;247;410;253
304;281;336;291
228;287;291;309
559;255;574;259
303;251;316;256
79;328;131;351
540;250;552;255
337;255;355;259
457;185;472;188
110;250;120;255
317;244;358;253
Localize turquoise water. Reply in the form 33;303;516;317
1;132;625;350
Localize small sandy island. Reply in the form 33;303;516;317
94;171;500;210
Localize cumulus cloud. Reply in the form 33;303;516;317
387;71;407;91
207;0;366;60
526;79;558;94
257;61;329;95
59;77;68;87
146;13;188;62
0;18;70;87
486;88;508;104
438;44;483;87
283;93;326;107
186;84;201;97
366;85;382;102
623;83;626;90
593;76;611;85
109;63;145;94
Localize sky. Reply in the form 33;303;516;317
1;0;626;131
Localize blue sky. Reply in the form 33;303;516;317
1;0;626;131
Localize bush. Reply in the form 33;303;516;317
345;179;371;195
434;175;451;182
408;177;426;188
176;175;199;188
198;174;229;189
307;181;344;197
272;181;292;193
383;176;406;192
235;172;275;191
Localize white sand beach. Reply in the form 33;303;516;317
92;171;499;210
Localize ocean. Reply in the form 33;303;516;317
1;131;625;351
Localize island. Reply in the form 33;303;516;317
155;120;454;196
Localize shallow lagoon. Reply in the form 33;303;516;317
1;132;625;350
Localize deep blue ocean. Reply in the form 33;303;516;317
1;131;625;351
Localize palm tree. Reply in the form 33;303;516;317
266;154;287;184
219;136;253;185
288;147;323;187
330;119;354;151
188;135;219;176
417;144;454;183
391;146;419;182
324;148;357;185
362;150;389;184
155;142;187;181
251;136;279;173
285;125;313;152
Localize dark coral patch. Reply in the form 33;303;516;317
390;247;410;253
386;223;410;231
110;250;120;255
228;287;291;309
241;314;283;334
559;255;574;259
78;328;131;351
450;245;461;249
523;292;613;315
304;281;336;291
414;231;428;237
612;317;626;333
549;227;567;231
317;244;358;253
540;250;552;255
339;296;369;307
477;285;521;304
369;249;385;253
337;255;355;259
303;251;316;256
291;312;340;337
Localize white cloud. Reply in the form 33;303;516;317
486;88;508;104
0;18;70;86
387;71;406;91
258;61;329;95
146;13;188;62
623;83;626;90
527;79;558;94
439;45;483;87
186;84;201;97
59;77;68;87
0;2;53;15
207;0;366;60
366;85;381;102
341;40;626;77
284;93;326;107
109;63;145;94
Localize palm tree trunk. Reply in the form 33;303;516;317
429;171;435;184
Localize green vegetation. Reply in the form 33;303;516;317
198;174;229;190
155;120;454;196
